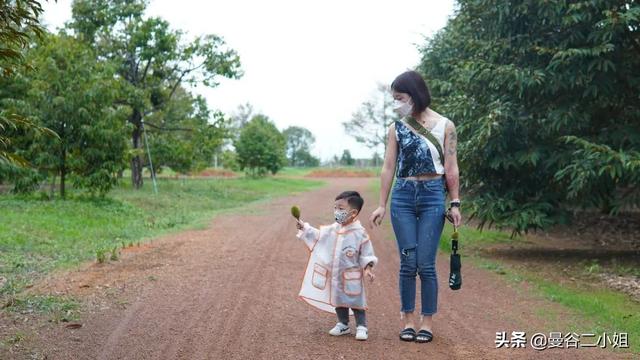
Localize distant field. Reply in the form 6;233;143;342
278;166;381;178
129;166;382;179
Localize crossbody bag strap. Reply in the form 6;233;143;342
404;116;445;167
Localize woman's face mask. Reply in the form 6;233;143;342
393;98;413;117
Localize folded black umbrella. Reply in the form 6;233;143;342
449;232;462;290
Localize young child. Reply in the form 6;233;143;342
295;190;377;341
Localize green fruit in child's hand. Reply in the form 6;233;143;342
452;231;459;240
291;206;301;219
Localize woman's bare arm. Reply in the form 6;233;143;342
443;119;460;201
369;124;398;228
444;119;462;227
379;124;398;208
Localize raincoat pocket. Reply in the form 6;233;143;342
342;268;363;296
312;263;329;290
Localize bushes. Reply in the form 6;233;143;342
419;0;640;235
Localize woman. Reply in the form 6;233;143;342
369;70;462;343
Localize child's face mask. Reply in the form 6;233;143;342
334;208;353;225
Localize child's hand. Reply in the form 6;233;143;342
364;266;375;282
296;219;304;230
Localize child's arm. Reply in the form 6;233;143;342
296;219;320;251
359;236;378;270
360;237;377;282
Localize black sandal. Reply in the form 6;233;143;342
415;329;433;343
399;328;416;342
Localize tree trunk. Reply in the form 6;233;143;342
60;150;66;199
50;174;57;198
130;110;144;189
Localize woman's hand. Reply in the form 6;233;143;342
296;219;304;230
369;206;386;228
449;207;462;227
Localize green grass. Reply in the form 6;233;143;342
366;178;638;355
1;331;26;347
5;295;80;323
438;223;514;253
579;258;640;278
0;176;324;302
481;258;640;354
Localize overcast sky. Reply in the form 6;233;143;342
42;0;455;162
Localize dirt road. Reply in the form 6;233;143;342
16;178;634;359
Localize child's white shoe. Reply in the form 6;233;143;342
355;325;368;340
329;322;351;336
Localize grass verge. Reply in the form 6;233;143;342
0;176;324;306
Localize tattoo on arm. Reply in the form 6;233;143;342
447;126;457;157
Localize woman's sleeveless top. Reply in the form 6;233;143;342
395;117;447;177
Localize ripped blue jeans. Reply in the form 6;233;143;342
390;177;446;316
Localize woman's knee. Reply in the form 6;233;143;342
399;247;418;276
417;262;436;278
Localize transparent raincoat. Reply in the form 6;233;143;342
296;220;377;313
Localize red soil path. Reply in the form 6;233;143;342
5;178;634;359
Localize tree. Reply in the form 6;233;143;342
144;88;226;175
342;83;400;154
339;149;355;166
0;0;56;167
296;151;320;167
229;102;254;134
220;149;240;171
215;102;254;156
69;0;242;188
371;152;383;167
7;34;129;197
327;154;340;167
234;115;286;177
419;0;640;235
282;126;318;167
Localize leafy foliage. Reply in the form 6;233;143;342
0;0;57;167
4;34;129;196
419;0;640;235
69;0;242;188
0;0;45;76
282;126;319;167
144;89;226;175
220;149;240;171
234;115;286;177
339;149;355;166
